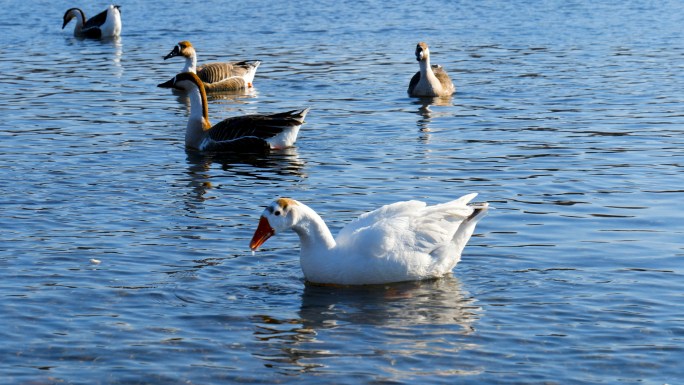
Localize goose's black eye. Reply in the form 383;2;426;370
274;210;281;216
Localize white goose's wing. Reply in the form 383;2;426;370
336;200;425;247
336;194;478;260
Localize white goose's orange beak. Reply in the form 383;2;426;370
250;216;275;251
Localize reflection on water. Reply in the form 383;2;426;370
300;276;478;329
160;84;258;104
111;38;122;73
251;276;480;375
207;88;259;102
62;35;123;75
412;96;454;132
183;148;306;204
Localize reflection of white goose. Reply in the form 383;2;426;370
250;276;480;373
300;276;479;327
408;42;455;97
161;41;260;91
158;72;309;152
62;5;121;39
250;194;488;285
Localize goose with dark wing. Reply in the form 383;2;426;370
62;5;121;39
158;72;309;152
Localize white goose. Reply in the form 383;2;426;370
161;41;260;91
62;5;121;39
250;194;488;285
408;42;455;97
158;72;308;152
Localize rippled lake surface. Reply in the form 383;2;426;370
2;0;684;383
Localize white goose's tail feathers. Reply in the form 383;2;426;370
423;193;480;220
454;192;478;205
440;193;489;223
421;195;488;274
467;202;489;223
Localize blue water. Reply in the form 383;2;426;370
1;0;683;383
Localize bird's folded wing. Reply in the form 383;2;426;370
83;8;108;29
208;115;287;142
198;62;246;83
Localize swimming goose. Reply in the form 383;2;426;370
408;42;455;97
158;72;309;152
161;41;260;91
250;194;488;285
62;5;121;39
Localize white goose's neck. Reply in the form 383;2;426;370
184;86;209;149
292;205;336;254
182;52;198;73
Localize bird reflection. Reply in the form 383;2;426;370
250;276;480;374
412;96;453;138
109;37;122;75
300;276;478;328
183;147;306;204
64;36;123;77
207;87;258;101
161;84;258;102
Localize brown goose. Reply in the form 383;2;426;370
158;72;309;152
408;42;455;97
62;5;121;39
160;41;260;91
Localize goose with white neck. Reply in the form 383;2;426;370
158;72;308;152
408;42;455;97
62;5;121;39
161;41;260;91
250;194;488;285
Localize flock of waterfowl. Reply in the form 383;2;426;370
62;5;487;286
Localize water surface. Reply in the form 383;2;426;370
1;0;683;384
